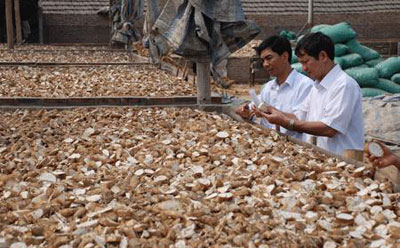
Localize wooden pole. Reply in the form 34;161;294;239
109;0;113;47
196;61;211;104
14;0;22;44
38;7;44;44
397;42;400;56
0;9;2;43
308;0;314;28
5;0;14;49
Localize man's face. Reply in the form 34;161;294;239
297;51;324;81
260;48;288;77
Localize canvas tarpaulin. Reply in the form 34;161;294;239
363;94;400;145
145;0;260;66
143;0;167;38
111;0;144;45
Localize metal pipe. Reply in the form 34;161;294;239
308;0;314;27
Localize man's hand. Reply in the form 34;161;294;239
235;103;254;120
366;141;400;169
259;107;290;127
251;104;274;117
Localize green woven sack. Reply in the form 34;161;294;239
366;58;384;67
346;39;380;61
345;68;379;87
335;53;364;69
375;78;400;93
319;22;357;44
375;57;400;79
291;50;298;64
280;30;296;41
292;62;302;71
311;24;331;33
391;73;400;84
334;44;349;57
361;88;388;97
291;63;307;75
347;64;369;70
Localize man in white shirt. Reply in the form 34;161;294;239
236;35;313;140
257;32;365;157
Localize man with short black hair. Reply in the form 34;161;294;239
236;35;313;140
257;32;364;157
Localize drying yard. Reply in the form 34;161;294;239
0;47;223;98
0;66;202;97
0;46;399;248
1;107;399;248
0;49;142;64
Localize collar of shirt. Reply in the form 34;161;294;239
271;69;296;90
314;64;342;90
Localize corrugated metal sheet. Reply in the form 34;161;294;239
40;0;400;15
40;0;109;14
242;0;400;15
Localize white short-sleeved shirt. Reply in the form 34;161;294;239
250;69;313;140
294;65;365;155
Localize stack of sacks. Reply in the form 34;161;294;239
290;22;400;97
368;57;400;96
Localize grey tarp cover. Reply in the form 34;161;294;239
363;94;400;145
111;0;143;45
146;0;260;66
143;0;170;63
121;0;143;23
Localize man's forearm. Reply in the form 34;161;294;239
272;108;298;121
291;119;337;137
283;112;299;120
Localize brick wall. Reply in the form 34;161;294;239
43;14;146;44
227;57;269;84
44;14;109;26
44;25;111;43
360;41;399;56
43;11;400;45
249;12;400;40
43;14;110;43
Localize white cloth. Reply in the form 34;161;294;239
250;69;313;140
295;65;365;155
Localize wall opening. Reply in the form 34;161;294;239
0;0;39;43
